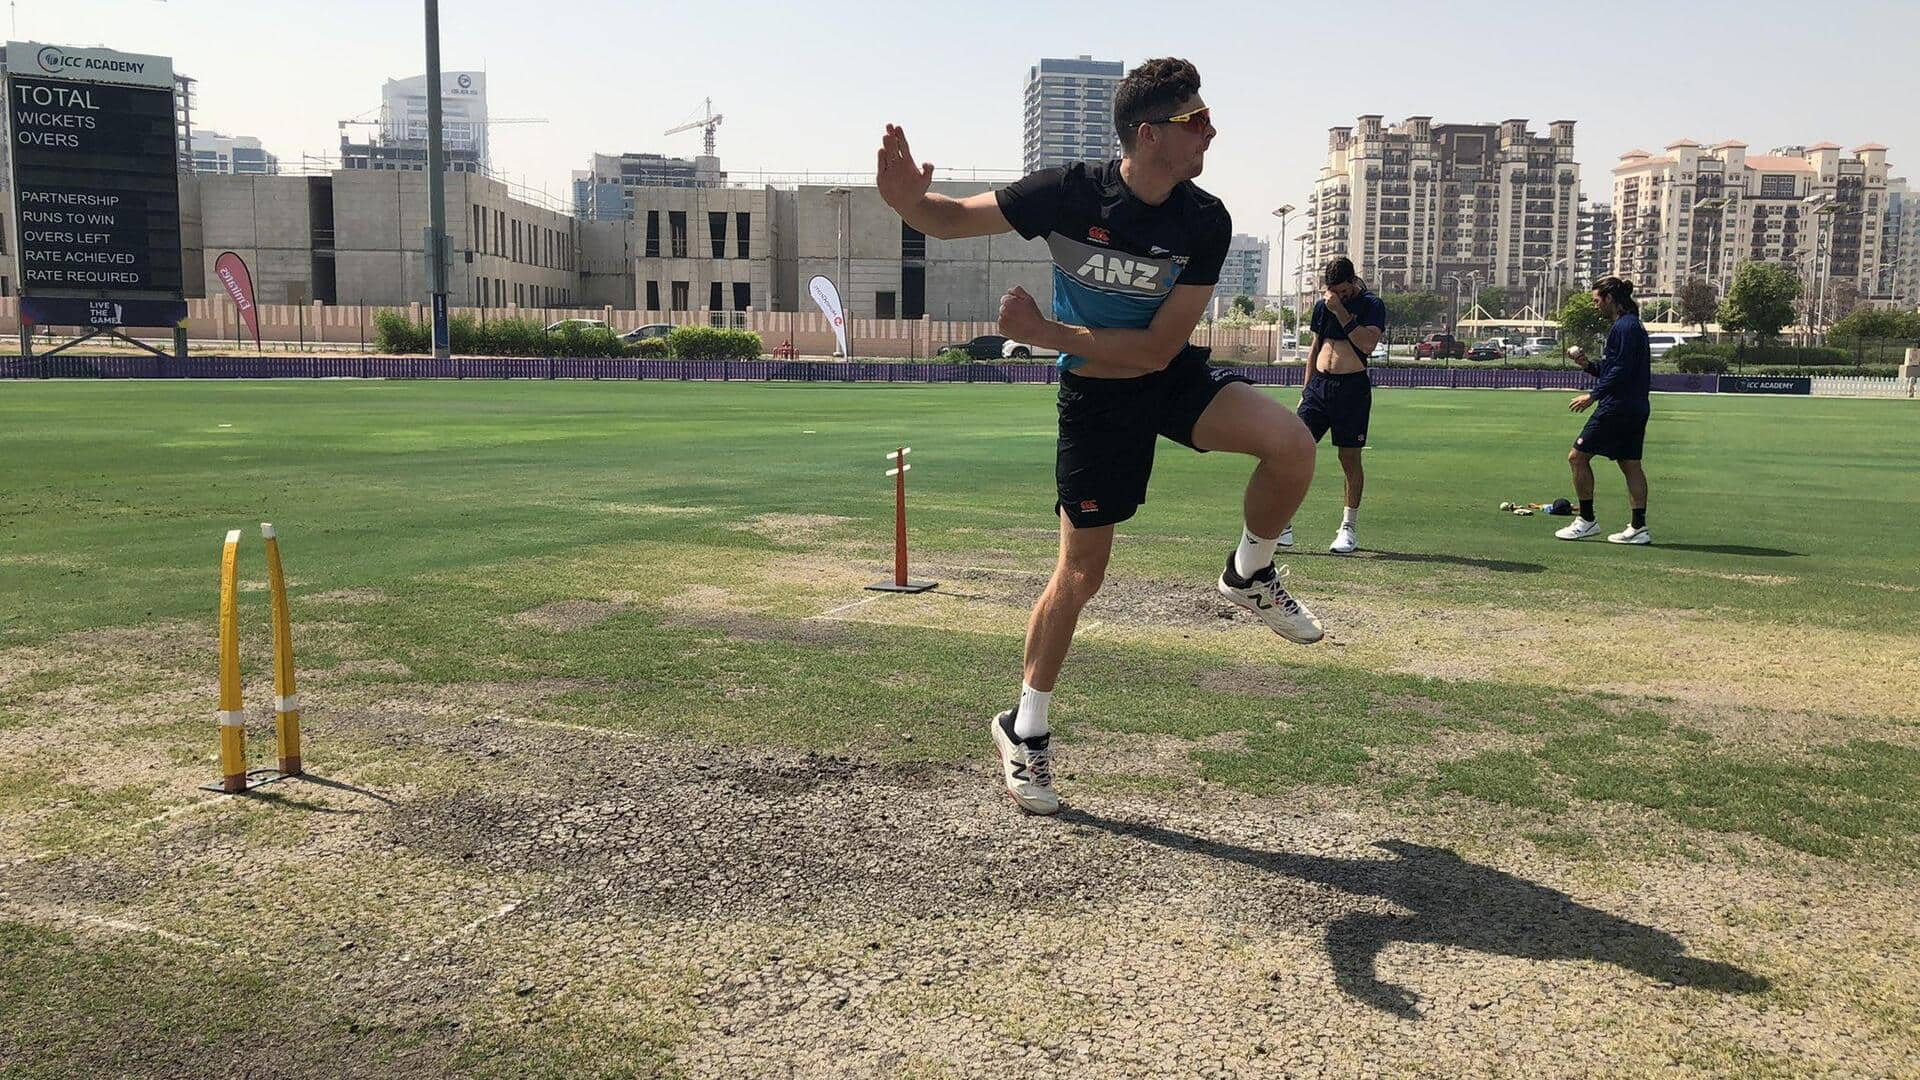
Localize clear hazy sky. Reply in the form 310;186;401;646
27;0;1920;250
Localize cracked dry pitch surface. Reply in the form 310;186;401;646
3;699;1917;1079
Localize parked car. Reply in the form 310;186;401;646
1412;333;1466;360
1280;333;1299;349
620;323;675;342
1001;340;1059;360
1489;336;1549;356
1466;341;1506;362
545;318;609;333
1370;339;1389;361
938;334;1008;360
1646;332;1697;358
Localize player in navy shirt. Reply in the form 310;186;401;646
1290;257;1386;553
875;58;1324;816
1556;276;1653;545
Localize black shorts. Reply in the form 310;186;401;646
1055;346;1250;529
1574;409;1648;461
1297;370;1372;448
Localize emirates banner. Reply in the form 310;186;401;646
214;251;259;347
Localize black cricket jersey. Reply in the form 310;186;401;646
996;160;1232;370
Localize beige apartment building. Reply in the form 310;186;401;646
1310;115;1580;297
1610;140;1893;299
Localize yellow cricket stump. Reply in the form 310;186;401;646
262;523;303;776
206;526;304;793
216;529;248;793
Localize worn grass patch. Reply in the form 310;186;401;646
0;920;686;1079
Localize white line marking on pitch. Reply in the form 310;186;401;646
812;596;880;619
16;795;235;862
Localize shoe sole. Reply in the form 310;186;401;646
1606;536;1651;545
1216;579;1325;644
989;712;1059;816
1556;531;1598;541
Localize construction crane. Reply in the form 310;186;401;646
664;98;723;157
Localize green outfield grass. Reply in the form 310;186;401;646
3;379;1917;862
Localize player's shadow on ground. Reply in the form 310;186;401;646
1056;810;1767;1019
1327;549;1547;574
1651;543;1804;558
239;774;395;814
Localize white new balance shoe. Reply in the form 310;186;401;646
1218;556;1324;644
1607;525;1651;545
1555;518;1600;541
1330;525;1358;554
1277;525;1295;548
990;709;1058;815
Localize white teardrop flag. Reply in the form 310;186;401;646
808;274;850;358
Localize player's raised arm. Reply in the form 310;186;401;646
876;124;1012;240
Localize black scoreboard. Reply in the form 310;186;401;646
8;61;183;302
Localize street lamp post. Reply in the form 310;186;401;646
825;187;853;353
1802;193;1845;339
1695;197;1727;292
826;186;851;311
1296;233;1312;336
423;0;450;359
1442;273;1464;332
1272;204;1295;355
1529;257;1569;328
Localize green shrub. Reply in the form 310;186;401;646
549;321;625;358
665;326;762;361
933;348;973;364
627;338;670;358
373;309;429;353
446;314;481;353
476;317;549;357
1669;341;1854;368
1672;350;1728;374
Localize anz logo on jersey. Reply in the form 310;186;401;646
1046;233;1179;299
1075;253;1161;289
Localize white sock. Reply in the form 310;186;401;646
1233;526;1279;580
1014;683;1051;740
1342;506;1359;528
